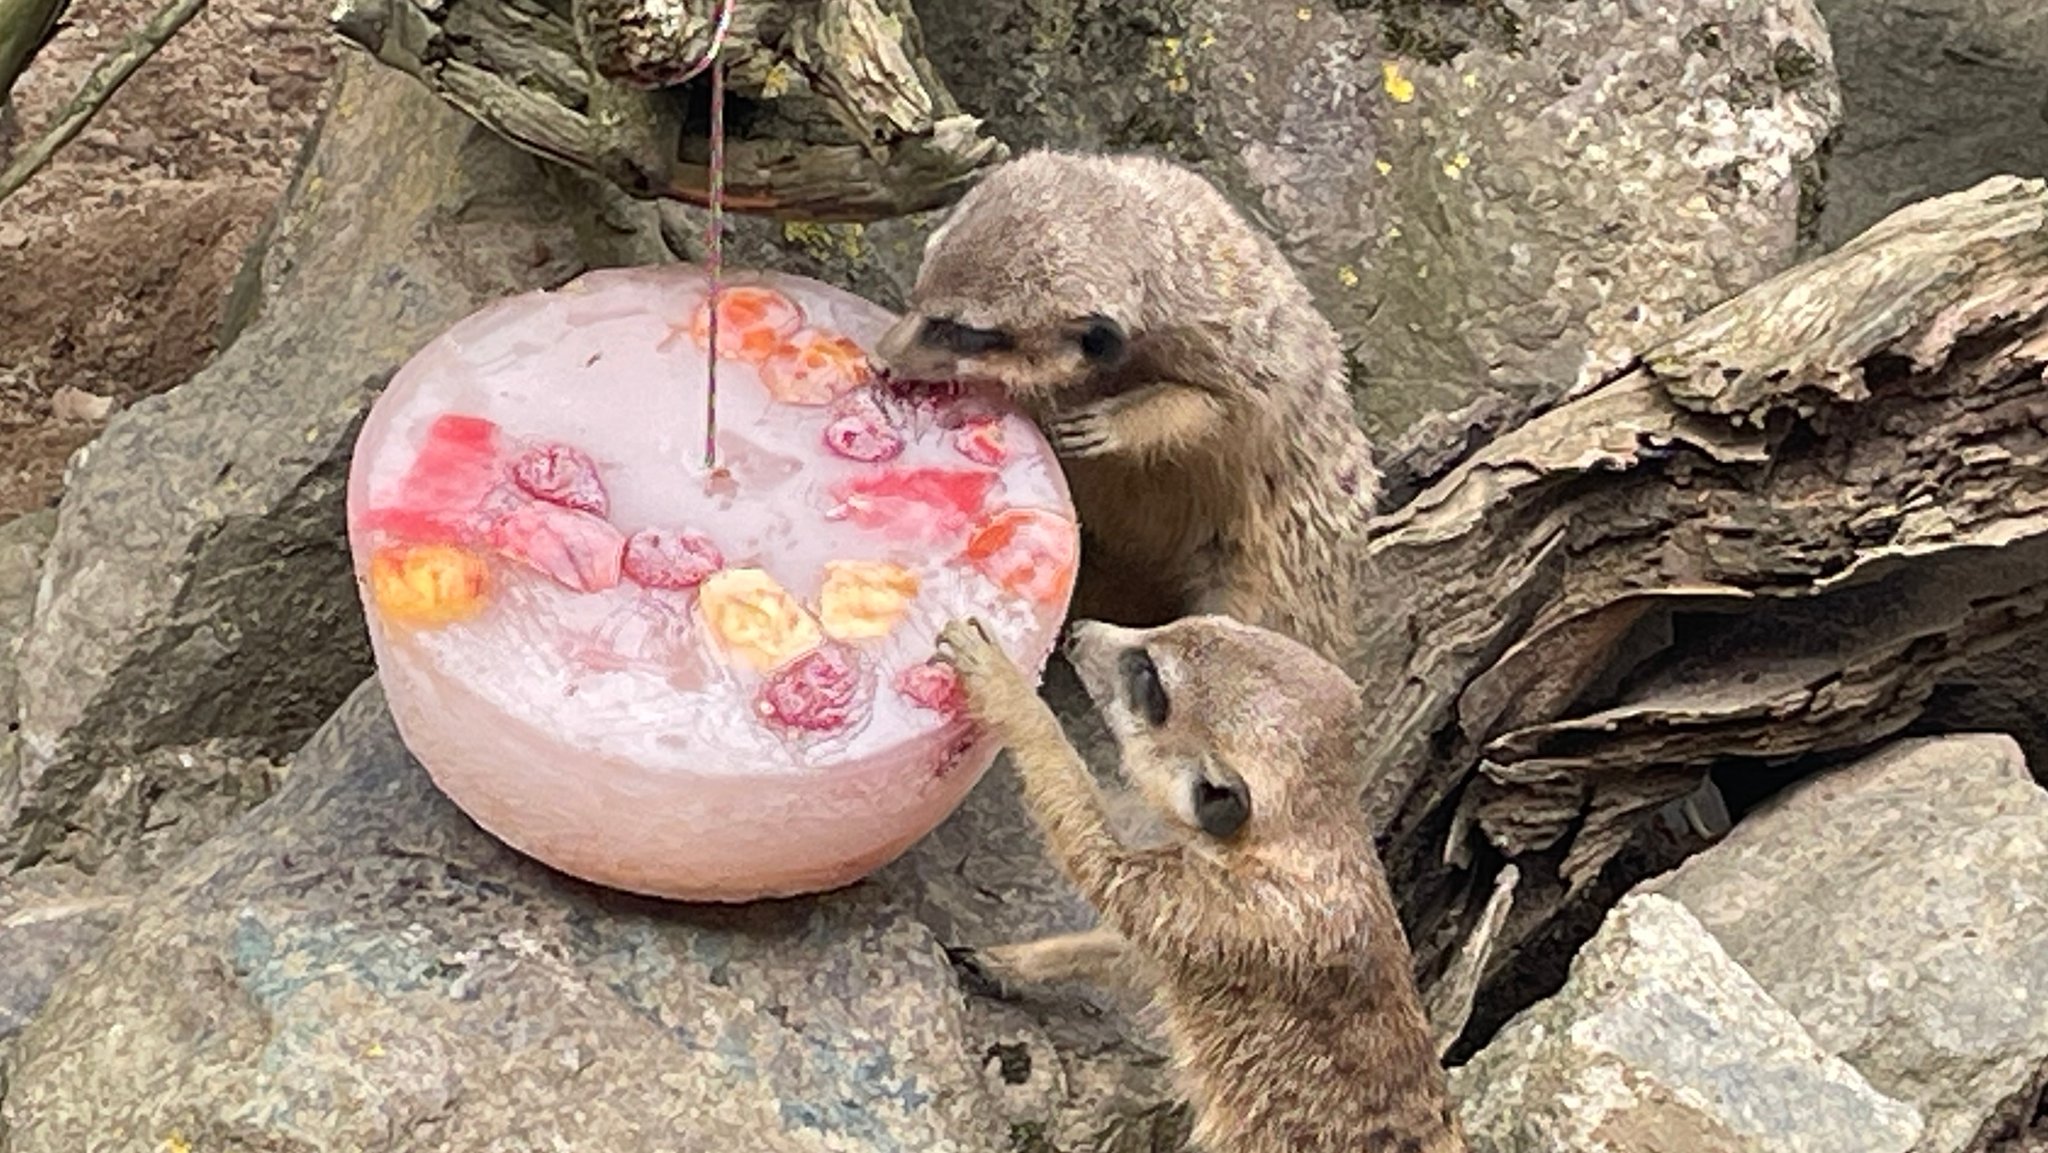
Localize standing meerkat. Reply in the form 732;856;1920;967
934;614;1464;1153
878;149;1380;665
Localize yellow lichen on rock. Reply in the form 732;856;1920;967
1382;61;1416;104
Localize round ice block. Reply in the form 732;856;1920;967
345;264;1078;902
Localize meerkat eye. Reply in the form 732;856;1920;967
1192;766;1251;840
1119;648;1169;727
1074;314;1128;366
921;317;1014;356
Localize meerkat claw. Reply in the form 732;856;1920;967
1048;407;1118;458
944;945;1023;1001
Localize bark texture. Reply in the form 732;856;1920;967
1360;174;2048;1044
328;0;1006;220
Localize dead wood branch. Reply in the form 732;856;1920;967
0;0;203;204
1362;175;2048;1028
329;0;1005;221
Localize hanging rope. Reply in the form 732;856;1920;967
673;0;738;472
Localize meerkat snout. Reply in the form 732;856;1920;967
1186;760;1252;840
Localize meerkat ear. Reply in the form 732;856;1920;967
1191;760;1251;841
1074;314;1128;367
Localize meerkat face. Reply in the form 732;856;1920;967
875;311;1129;406
873;151;1143;406
1062;616;1364;846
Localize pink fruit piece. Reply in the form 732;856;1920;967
511;442;609;516
622;528;725;590
362;413;505;543
952;417;1008;466
895;660;964;716
822;392;904;463
489;502;626;592
827;466;998;539
757;646;863;732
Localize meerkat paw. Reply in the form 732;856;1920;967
944;945;1027;1001
1046;403;1121;458
935;617;1037;725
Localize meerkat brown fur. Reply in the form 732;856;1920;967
934;615;1465;1153
879;150;1380;664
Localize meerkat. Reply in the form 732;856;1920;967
877;150;1380;665
934;615;1465;1153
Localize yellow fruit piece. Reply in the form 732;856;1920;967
370;544;489;627
818;560;921;641
699;568;824;670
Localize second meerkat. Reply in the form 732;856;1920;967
877;150;1379;664
935;615;1465;1153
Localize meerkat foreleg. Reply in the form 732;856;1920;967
937;618;1233;964
949;926;1151;1000
1046;381;1225;465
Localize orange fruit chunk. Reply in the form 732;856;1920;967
687;285;805;363
757;329;875;406
818;560;921;640
370;543;490;627
963;508;1079;605
699;567;824;671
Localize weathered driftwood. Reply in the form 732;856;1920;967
328;0;1005;221
1369;175;2048;1043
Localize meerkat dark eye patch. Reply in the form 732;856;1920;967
1073;314;1128;366
920;317;1014;356
1192;765;1251;840
1119;647;1169;726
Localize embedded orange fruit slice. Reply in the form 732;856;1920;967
758;329;875;406
687;285;805;363
370;543;490;626
699;567;825;671
963;508;1079;604
818;560;921;640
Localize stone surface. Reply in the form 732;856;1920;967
0;511;54;827
1811;0;2048;251
0;675;1180;1152
680;0;1841;441
0;866;135;1084
1647;734;2048;1153
1452;892;1924;1153
3;56;670;871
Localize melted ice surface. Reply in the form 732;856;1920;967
347;265;1074;779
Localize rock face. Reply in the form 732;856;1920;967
1646;734;2048;1153
0;676;1178;1152
0;866;134;1081
1811;0;2048;251
0;511;53;797
2;57;670;871
710;0;1839;440
1452;892;1924;1153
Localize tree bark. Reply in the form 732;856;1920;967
1362;174;2048;1045
328;0;1006;221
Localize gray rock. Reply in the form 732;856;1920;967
684;0;1840;438
3;57;670;871
1451;892;1924;1153
0;510;54;826
0;511;51;726
1646;733;2048;1153
0;675;1178;1152
0;866;134;1081
1811;0;2048;251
